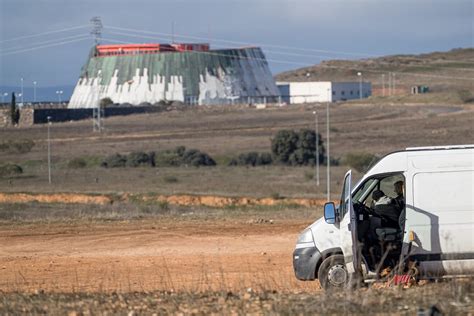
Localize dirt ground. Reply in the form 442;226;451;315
0;219;319;294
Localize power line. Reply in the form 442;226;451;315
100;37;311;67
0;25;90;44
99;35;473;81
0;36;91;56
104;30;350;61
0;33;90;53
101;31;474;80
105;25;474;66
105;25;378;58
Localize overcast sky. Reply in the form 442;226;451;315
0;0;472;88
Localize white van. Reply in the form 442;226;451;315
293;145;474;290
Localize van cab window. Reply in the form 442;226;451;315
352;174;404;208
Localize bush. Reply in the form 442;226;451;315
100;97;114;107
127;151;155;167
0;163;23;177
304;171;314;181
271;129;325;166
342;152;379;172
457;90;474;103
67;158;87;169
101;154;127;168
163;175;178;183
229;152;273;166
0;139;35;154
156;146;216;167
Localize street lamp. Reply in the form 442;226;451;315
313;110;320;186
326;89;331;201
17;93;22;106
56;90;63;103
47;116;52;184
33;81;37;102
357;72;362;99
20;78;24;104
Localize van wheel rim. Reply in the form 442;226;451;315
327;264;347;286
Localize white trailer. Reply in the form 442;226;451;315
293;145;474;289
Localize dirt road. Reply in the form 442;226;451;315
0;219;320;293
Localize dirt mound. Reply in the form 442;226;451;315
0;193;112;205
146;194;327;208
0;192;328;208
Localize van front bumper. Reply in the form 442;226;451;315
293;246;321;280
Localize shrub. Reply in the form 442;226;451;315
182;148;216;167
67;157;87;169
342;152;379;172
229;152;273;166
0;163;23;177
101;154;127;168
304;171;314;181
457;90;474;103
100;97;114;107
0;139;35;154
156;146;216;167
163;175;178;183
271;129;325;166
127;151;155;167
256;152;273;165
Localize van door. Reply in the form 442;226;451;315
339;170;362;275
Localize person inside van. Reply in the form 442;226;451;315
371;190;400;229
393;180;405;211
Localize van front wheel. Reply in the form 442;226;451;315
318;255;348;290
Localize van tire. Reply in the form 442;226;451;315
318;254;349;290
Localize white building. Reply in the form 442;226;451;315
276;81;372;104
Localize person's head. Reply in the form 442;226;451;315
372;190;385;201
394;181;404;196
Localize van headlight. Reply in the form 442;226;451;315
297;229;314;244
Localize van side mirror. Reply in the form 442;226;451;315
324;202;337;224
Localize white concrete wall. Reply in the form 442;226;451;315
276;81;372;104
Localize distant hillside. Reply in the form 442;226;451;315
275;48;474;103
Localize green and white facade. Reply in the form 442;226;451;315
69;46;280;108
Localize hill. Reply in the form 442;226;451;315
275;48;474;104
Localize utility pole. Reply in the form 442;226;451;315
313;110;320;186
326;89;331;201
47;116;52;184
392;73;397;94
382;74;385;96
20;77;24;105
388;72;392;96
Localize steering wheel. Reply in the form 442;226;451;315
353;202;371;220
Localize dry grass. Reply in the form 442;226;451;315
1;102;473;199
0;279;472;314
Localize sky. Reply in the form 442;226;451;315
0;0;472;92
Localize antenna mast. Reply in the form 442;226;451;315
90;17;103;45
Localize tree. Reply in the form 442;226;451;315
271;129;326;166
10;92;19;125
100;97;114;108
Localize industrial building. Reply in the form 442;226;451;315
69;43;280;108
277;81;372;103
